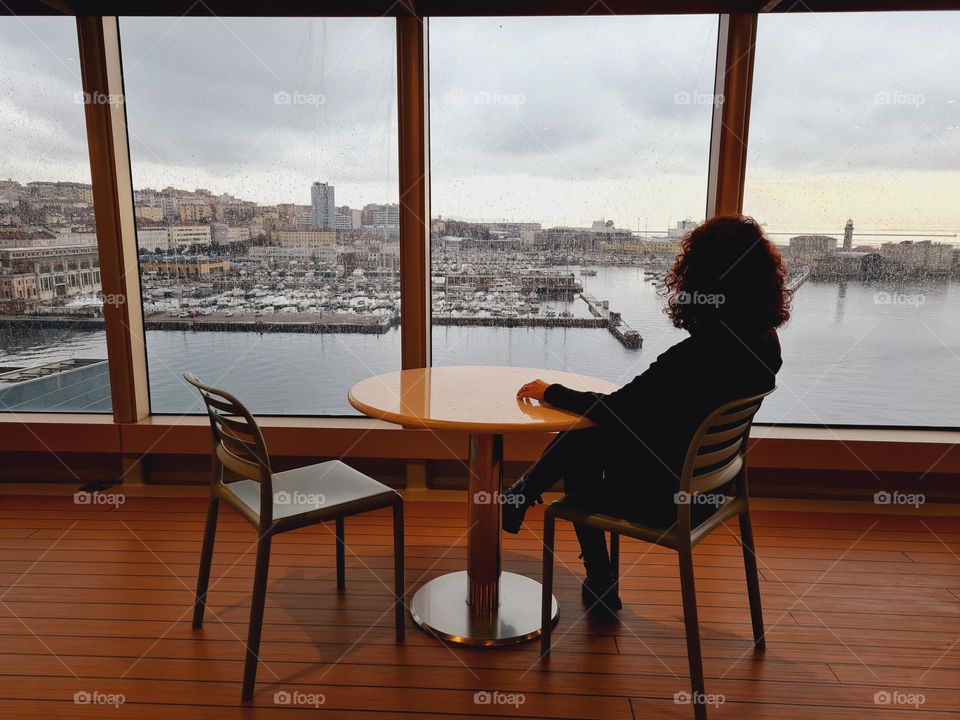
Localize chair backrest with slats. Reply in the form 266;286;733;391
184;373;273;521
676;388;774;530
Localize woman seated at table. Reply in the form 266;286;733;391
507;214;790;615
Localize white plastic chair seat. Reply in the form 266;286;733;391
224;459;396;523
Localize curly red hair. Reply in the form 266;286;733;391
663;214;791;333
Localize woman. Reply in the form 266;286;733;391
506;214;790;615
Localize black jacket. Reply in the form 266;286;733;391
543;324;782;501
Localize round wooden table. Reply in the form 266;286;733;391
348;365;619;646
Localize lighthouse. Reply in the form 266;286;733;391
843;218;854;250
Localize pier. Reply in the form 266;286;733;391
1;304;643;346
580;293;643;349
433;316;603;329
0;313;396;335
787;267;811;292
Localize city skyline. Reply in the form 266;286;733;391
4;175;959;250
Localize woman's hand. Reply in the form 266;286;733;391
517;379;551;402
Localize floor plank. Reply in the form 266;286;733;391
0;495;957;719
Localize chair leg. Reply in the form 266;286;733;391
739;510;766;651
193;496;220;629
678;545;707;720
392;500;405;641
610;531;620;597
335;516;346;591
539;508;556;659
241;535;272;702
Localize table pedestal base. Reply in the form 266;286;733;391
410;570;558;646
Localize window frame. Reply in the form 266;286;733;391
1;6;958;484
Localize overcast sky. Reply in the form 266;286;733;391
0;12;957;236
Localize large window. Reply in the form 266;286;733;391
0;17;112;413
744;12;960;427
120;17;399;415
429;16;718;387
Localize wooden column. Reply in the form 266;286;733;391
77;16;150;474
706;13;758;218
396;15;431;369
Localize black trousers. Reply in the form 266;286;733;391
522;427;678;581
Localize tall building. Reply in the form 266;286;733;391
311;182;336;230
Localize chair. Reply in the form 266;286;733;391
539;389;774;720
184;373;404;701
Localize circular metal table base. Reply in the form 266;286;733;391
410;571;559;646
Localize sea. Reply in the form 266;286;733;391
2;266;958;427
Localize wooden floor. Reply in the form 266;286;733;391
0;494;958;719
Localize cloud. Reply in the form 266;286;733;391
0;12;957;230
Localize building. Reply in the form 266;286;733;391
361;203;400;228
210;222;229;245
139;256;230;278
226;226;250;243
482;221;541;236
336;206;362;230
311;182;336;230
135;206;164;222
275;229;336;247
789;235;838;258
811;251;870;278
0;244;102;306
633;239;682;257
209;223;249;245
248;245;337;264
135;226;213;253
137;227;173;253
667;219;698;240
843;218;854;250
168;225;212;249
533;226;632;251
178;202;214;223
880;240;954;275
0;228;57;249
520;271;581;295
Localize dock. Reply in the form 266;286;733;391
433;316;604;328
0;313;396;335
787;267;811;292
580;293;643;349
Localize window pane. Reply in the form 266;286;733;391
0;18;112;413
429;16;718;386
744;12;960;426
120;18;399;415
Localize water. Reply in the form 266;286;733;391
2;267;958;426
